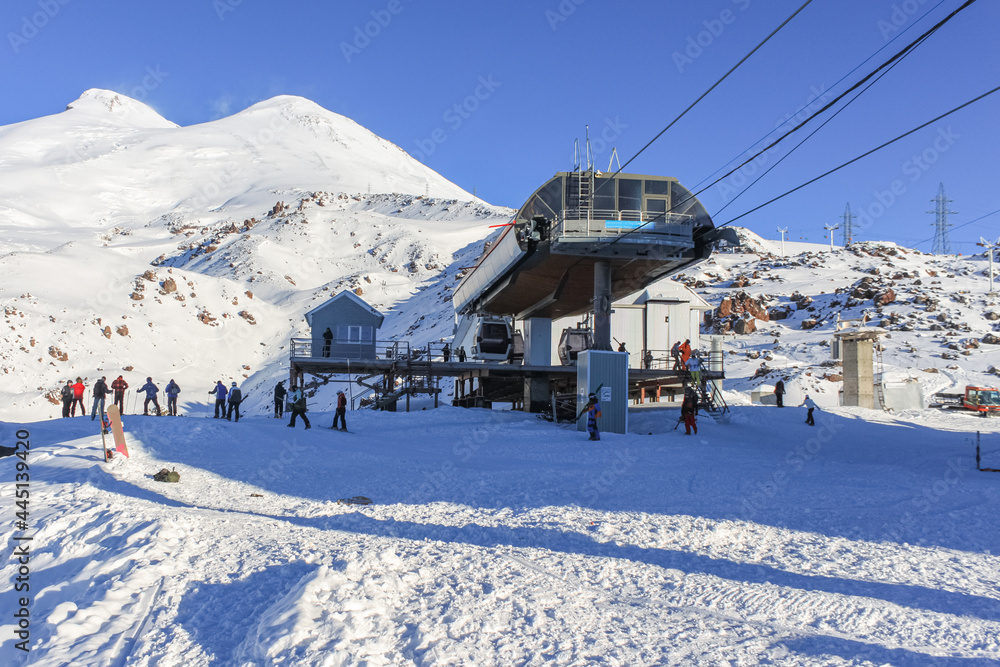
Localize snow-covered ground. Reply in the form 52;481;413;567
4;89;1000;666
2;404;999;665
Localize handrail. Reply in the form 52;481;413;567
290;338;411;360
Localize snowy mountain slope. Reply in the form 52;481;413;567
2;404;999;665
674;228;1000;407
0;89;470;238
0;91;509;420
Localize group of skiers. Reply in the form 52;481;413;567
57;375;355;431
59;376;202;419
60;375;179;419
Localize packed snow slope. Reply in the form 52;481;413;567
675;229;1000;408
1;404;999;665
0;90;511;420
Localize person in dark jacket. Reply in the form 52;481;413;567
165;379;181;416
209;381;228;418
60;380;74;418
322;327;333;357
333;389;348;431
227;382;243;422
111;375;128;413
585;393;601;441
91;376;111;420
274;381;287;418
442;343;451;362
681;387;699;436
137;377;161;416
457;346;467;363
71;377;86;416
287;386;311;429
774;380;786;408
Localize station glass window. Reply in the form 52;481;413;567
519;178;563;221
617;179;642;213
644;180;671;196
593;177;616;212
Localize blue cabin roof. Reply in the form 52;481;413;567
304;291;385;328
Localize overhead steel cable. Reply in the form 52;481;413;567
592;0;815;198
689;0;951;195
700;0;978;198
712;45;914;217
600;0;979;249
717;85;1000;227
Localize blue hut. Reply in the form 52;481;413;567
304;291;385;359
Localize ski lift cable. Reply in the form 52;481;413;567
697;0;979;205
598;0;979;249
716;85;1000;228
711;42;915;218
591;0;816;200
910;208;1000;249
688;0;952;194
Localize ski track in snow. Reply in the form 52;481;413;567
2;404;999;666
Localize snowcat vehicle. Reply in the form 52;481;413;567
930;386;1000;416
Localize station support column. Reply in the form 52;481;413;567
523;318;552;413
594;260;612;351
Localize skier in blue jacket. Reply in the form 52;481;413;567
137;377;161;416
209;381;228;418
165;379;181;416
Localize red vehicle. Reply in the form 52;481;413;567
931;386;1000;416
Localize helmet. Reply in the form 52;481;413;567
231;382;237;386
588;393;597;400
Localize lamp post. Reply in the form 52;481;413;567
977;237;999;294
824;223;839;252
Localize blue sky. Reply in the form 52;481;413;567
2;0;997;252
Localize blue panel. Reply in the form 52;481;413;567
604;220;642;229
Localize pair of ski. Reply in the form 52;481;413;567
329;426;353;434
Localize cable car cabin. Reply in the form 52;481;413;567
452;170;730;322
558;326;593;365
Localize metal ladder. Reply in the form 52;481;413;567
569;171;593;220
874;342;889;411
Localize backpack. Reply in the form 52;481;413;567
153;468;180;483
230;388;242;402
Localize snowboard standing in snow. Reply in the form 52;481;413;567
106;404;130;458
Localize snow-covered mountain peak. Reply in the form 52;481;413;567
64;88;177;129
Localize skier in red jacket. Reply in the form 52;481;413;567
333;390;348;431
71;378;86;416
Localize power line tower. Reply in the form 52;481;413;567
841;203;856;246
928;182;956;255
777;226;788;256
